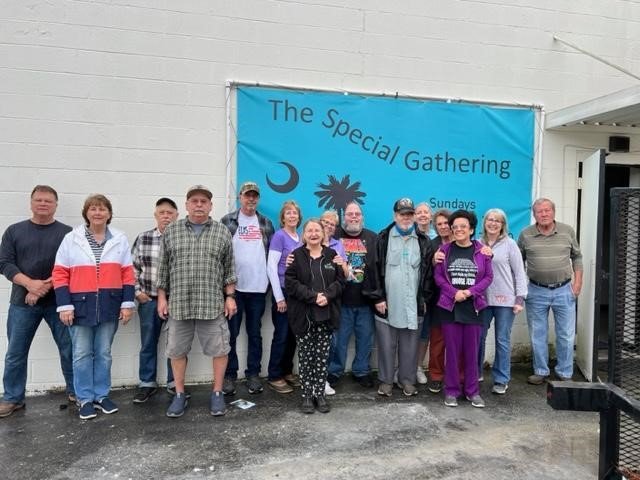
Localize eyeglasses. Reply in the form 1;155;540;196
451;224;470;231
345;212;362;217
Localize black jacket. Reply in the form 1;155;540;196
219;209;275;257
371;222;434;317
285;245;345;336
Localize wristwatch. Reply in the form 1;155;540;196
224;292;236;299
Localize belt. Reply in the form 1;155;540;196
529;278;571;290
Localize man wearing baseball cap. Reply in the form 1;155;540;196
370;198;434;397
131;197;179;405
157;185;237;418
220;181;275;395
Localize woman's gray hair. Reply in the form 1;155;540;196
481;208;509;243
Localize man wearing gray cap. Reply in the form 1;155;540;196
370;198;434;397
220;181;275;395
157;185;237;418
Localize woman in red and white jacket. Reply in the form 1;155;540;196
52;194;135;420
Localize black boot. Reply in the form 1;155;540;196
315;395;330;413
301;396;315;414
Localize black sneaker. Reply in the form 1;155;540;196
427;379;443;394
354;374;374;388
222;377;236;396
166;385;192;399
326;373;339;387
94;397;118;414
133;386;157;404
246;376;263;394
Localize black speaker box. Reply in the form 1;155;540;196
609;136;630;152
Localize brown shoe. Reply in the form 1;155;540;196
283;374;301;388
527;374;548;385
268;379;294;394
0;400;25;418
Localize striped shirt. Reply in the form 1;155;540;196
131;227;162;297
517;221;583;285
157;217;236;321
84;227;111;278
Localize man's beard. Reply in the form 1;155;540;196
343;221;363;236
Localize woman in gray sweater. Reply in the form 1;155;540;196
478;208;528;395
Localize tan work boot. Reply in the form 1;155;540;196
0;400;25;418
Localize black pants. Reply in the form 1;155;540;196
297;322;332;398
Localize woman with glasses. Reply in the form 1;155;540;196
434;210;493;408
285;219;345;413
477;209;527;395
414;203;433;385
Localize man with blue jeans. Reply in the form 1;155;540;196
0;185;74;417
328;202;378;389
220;182;274;395
131;197;179;403
518;198;583;385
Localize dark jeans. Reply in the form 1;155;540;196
225;291;266;379
3;303;74;403
267;294;297;380
137;299;174;387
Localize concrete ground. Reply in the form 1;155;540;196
0;364;598;480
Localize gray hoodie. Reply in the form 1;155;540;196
481;236;528;307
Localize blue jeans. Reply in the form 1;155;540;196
225;291;266;379
525;282;576;378
69;320;118;405
138;299;173;387
267;294;296;380
2;303;74;403
479;306;516;385
328;305;374;378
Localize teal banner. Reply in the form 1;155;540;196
237;87;534;236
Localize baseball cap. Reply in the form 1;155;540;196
393;198;415;214
155;197;178;210
186;185;212;200
239;181;260;195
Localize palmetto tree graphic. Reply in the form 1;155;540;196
314;174;366;223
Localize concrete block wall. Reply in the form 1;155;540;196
1;0;640;393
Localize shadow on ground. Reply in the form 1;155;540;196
0;364;598;480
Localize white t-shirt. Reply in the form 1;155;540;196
233;211;268;293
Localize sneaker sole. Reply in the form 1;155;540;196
94;405;118;414
471;403;486;408
79;412;97;420
377;390;392;397
492;386;508;395
402;390;418;396
444;401;458;407
133;396;153;404
247;387;264;394
210;409;226;416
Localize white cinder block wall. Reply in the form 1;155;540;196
1;0;640;393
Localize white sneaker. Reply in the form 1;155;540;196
416;368;428;385
324;381;335;396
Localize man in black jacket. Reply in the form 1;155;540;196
371;198;434;397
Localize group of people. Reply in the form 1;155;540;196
0;182;582;420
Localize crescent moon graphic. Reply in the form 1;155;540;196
266;161;300;194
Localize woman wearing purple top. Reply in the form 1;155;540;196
266;200;303;393
434;210;493;408
478;208;527;395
